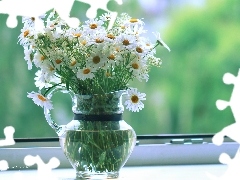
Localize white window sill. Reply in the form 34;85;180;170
0;164;227;180
0;136;236;179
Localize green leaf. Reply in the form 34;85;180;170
66;80;69;90
98;151;106;165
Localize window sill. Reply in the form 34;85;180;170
0;135;237;179
0;164;227;179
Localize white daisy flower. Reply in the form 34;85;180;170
123;18;145;36
86;49;106;68
27;92;53;110
48;49;66;70
34;70;61;89
127;56;149;82
22;15;45;30
82;18;104;35
45;18;58;31
134;43;149;56
105;32;116;43
33;51;48;69
115;13;131;28
100;12;112;22
116;34;137;51
125;88;146;112
90;29;107;45
22;16;36;26
18;25;35;46
128;59;141;72
106;53;118;67
43;27;55;40
23;47;33;70
66;28;83;40
43;65;57;77
79;36;91;47
102;45;121;67
77;67;96;80
52;27;63;39
137;65;149;82
34;71;52;90
153;32;170;52
68;57;80;71
125;18;145;28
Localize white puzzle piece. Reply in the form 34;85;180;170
0;0;123;28
24;155;60;179
0;0;78;28
208;69;240;179
0;160;9;171
0;126;15;146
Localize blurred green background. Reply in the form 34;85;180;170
0;0;239;138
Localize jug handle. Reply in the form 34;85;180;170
44;86;74;136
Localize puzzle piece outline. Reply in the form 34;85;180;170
0;160;9;171
0;126;15;172
0;0;123;28
0;126;15;147
75;0;123;29
210;69;240;179
213;69;240;145
24;155;60;179
0;0;79;28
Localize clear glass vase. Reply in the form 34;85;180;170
45;90;136;179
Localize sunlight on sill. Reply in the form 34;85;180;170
0;164;227;180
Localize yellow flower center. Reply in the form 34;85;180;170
132;63;139;69
40;55;45;61
90;23;98;29
131;95;139;103
49;66;55;71
115;47;120;52
106;72;111;77
23;30;29;37
81;40;87;46
121;26;125;29
108;54;115;60
93;56;100;64
107;34;115;39
136;47;143;53
83;68;90;74
70;59;77;66
37;95;47;102
73;33;81;37
55;59;62;64
95;38;104;43
122;39;130;46
130;18;138;23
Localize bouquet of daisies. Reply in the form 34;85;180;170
19;11;169;113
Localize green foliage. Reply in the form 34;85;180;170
1;0;239;137
125;0;240;134
0;14;55;137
